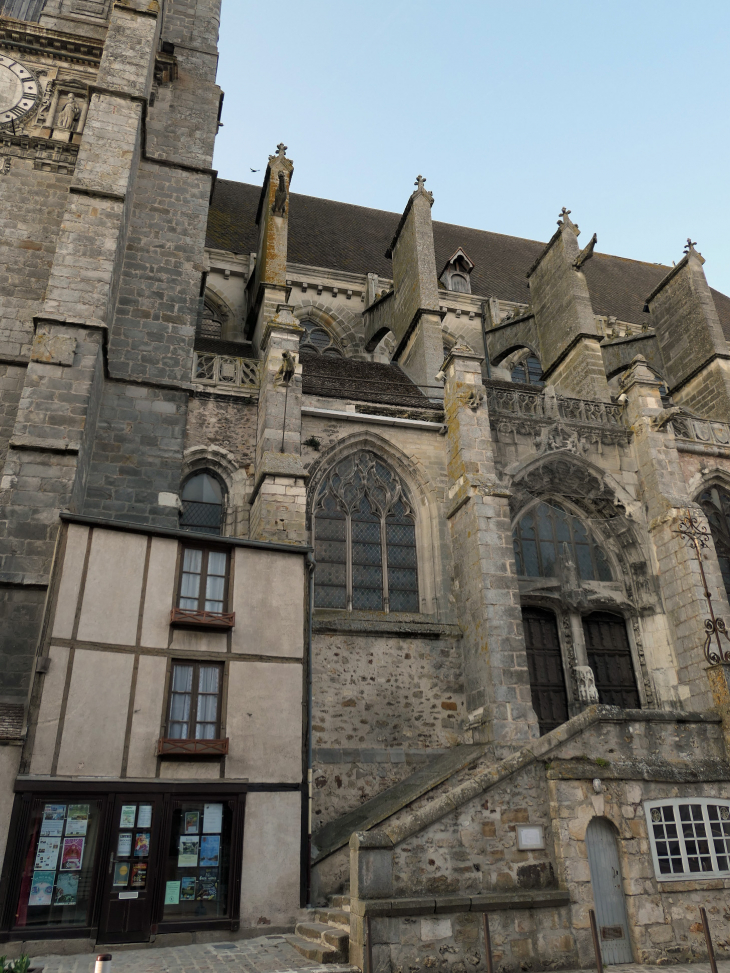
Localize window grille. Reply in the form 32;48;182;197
698;486;730;600
199;300;223;341
645;799;730;881
299;319;343;357
313;451;418;613
513;501;613;582
180;472;224;535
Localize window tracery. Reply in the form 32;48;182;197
299;318;343;357
511;354;544;387
698;485;730;599
513;501;613;582
313;451;418;612
199;300;224;340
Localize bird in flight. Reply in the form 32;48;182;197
250;168;260;173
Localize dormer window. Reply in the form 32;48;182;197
439;248;475;295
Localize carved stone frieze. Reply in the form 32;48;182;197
0;132;78;174
560;611;579;702
630;615;656;707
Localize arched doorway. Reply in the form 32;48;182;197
582;612;640;708
585;818;633;964
521;607;569;734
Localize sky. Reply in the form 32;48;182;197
213;0;730;295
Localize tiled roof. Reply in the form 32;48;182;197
0;703;24;739
301;353;442;410
207;179;730;339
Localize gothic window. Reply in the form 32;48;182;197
513;502;613;582
199;300;223;341
698;486;730;599
313;451;419;612
511;355;544;387
180;472;224;536
299;319;343;357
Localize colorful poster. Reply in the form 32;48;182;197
28;871;55;906
137;805;152;829
66;805;89;837
40;804;65;836
117;832;132;857
203;803;223;834
131;863;147;889
134;832;150;857
34;836;61;870
60;837;84;871
113;862;130;887
178;836;199;867
200;835;220;867
54;873;79;906
165;881;180;905
119;805;136;828
184;811;199;834
180;876;196;900
196;868;218;901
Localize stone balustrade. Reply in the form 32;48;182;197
192;352;261;391
486;384;624;426
671;415;730;448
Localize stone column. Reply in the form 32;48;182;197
249;308;307;545
621;355;729;710
386;176;444;400
348;830;394;973
444;345;539;751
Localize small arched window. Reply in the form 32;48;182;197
450;274;469;293
511;355;544;387
300;319;343;357
513;502;612;581
199;300;224;340
698;486;730;599
180;472;224;536
313;451;418;612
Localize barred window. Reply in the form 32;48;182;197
645;799;730;881
313;451;418;613
180;472;224;535
513;502;613;582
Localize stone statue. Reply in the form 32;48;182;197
273;171;287;216
575;666;600;704
56;94;81;131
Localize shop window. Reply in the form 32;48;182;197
513;501;613;582
162;801;232;920
170;547;234;630
180;473;224;536
698;486;730;600
313;451;419;613
645;799;730;881
12;798;103;931
166;663;223;741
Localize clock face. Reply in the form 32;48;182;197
0;55;40;126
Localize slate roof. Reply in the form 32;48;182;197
0;703;23;739
301;353;441;411
207;179;730;339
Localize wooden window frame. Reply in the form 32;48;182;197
160;660;227;756
644;798;730;881
170;544;235;629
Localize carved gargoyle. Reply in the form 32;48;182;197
273;171;287;216
274;350;296;386
650;405;688;431
573;232;597;271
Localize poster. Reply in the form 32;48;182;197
28;871;55;907
180;876;196;900
134;832;150;857
66;805;89;837
137;805;152;829
178;836;199;867
61;837;84;871
119;805;136;828
203;803;223;834
164;881;180;905
184;811;199;834
196;868;218;901
200;835;220;867
34;836;61;871
40;804;65;836
131;863;147;889
113;862;130;887
54;873;79;906
117;833;132;857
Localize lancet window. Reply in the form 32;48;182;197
513;501;613;582
313;451;419;612
698;486;730;599
511;354;544;387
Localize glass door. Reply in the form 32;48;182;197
97;796;161;944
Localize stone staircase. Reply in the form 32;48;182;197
287;893;351;964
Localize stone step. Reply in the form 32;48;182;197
330;893;351;910
315;907;351;929
285;934;343;964
296;920;349;952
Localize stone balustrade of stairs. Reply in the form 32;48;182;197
287;894;351;964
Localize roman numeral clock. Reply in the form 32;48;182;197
0;55;40;126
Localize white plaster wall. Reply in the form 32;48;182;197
231;551;304;657
0;744;21;865
169;628;228;652
56;649;134;777
125;654;167;778
240;790;302;928
159;760;221;779
226;661;302;783
77;530;147;645
52;525;89;639
29;644;70;776
139;538;177;648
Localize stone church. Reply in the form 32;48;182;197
0;0;729;967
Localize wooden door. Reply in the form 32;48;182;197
522;608;569;734
582;612;640;708
586;817;633;964
97;796;161;944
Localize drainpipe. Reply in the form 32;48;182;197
480;300;492;380
305;550;316;906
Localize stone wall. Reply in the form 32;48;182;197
0;364;24;473
185;392;257;472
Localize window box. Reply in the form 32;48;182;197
169;607;235;629
157;738;229;757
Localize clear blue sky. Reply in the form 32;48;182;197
213;1;730;295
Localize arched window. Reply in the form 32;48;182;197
513;502;613;582
180;472;224;536
698;486;730;599
313;451;418;612
450;274;469;293
199;300;223;340
511;354;544;387
299;319;343;357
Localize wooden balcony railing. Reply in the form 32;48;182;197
169;607;235;629
158;737;229;756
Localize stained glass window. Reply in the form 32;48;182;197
511;355;544;387
513;502;613;582
698;486;730;600
313;452;419;613
299;319;343;357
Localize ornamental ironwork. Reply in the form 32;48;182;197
675;510;730;665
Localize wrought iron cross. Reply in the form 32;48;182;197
415;175;426;192
675;510;730;665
